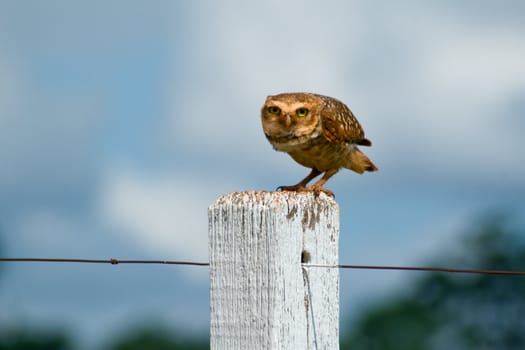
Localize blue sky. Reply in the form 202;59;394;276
1;1;524;348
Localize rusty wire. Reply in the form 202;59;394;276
1;257;525;276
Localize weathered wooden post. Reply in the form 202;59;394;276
209;191;340;349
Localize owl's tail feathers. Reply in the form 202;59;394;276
346;147;378;174
357;138;372;146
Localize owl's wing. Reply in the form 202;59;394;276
320;102;372;146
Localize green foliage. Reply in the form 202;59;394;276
0;326;209;350
342;215;525;350
107;328;208;350
0;329;71;350
345;299;439;350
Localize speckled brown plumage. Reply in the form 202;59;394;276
261;92;377;196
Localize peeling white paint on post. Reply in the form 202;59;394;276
209;191;339;349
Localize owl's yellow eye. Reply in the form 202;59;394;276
268;106;281;114
296;108;309;117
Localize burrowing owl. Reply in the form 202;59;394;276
261;92;377;196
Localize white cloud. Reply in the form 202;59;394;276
97;167;221;262
0;1;175;54
424;30;525;100
0;56;24;115
400;28;525;178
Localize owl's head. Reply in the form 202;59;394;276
261;93;323;144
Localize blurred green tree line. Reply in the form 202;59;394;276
0;327;208;350
341;214;525;349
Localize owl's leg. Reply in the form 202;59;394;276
277;168;321;192
307;168;339;197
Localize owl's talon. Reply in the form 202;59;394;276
277;184;334;198
277;185;307;192
311;186;335;198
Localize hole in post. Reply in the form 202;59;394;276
301;250;311;263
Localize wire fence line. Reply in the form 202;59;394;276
1;257;525;276
0;258;209;266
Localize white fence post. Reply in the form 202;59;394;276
209;191;340;349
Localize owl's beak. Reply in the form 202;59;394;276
283;114;292;127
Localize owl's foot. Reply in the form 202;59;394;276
276;184;308;192
277;184;334;197
309;185;334;198
276;168;322;193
